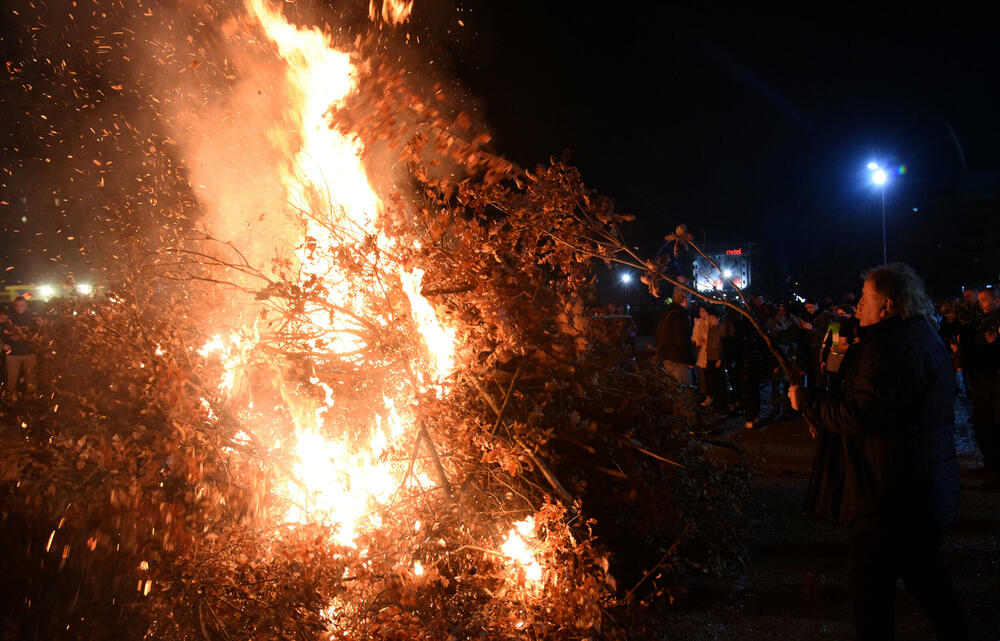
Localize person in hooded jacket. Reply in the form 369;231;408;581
789;263;969;641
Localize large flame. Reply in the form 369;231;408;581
227;0;455;547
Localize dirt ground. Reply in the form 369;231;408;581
651;391;1000;640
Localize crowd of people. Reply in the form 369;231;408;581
653;262;1000;641
654;281;1000;474
654;286;862;429
0;295;41;402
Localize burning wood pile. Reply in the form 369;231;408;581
0;2;748;638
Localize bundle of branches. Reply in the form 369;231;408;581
0;59;751;641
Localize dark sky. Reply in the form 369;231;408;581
432;2;1000;295
3;1;999;297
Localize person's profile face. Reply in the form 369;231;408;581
964;290;978;306
857;279;889;327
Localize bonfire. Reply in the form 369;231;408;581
0;2;753;639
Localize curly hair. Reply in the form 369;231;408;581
863;262;934;321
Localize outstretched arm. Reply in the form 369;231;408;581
789;344;896;438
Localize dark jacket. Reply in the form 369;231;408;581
802;309;833;352
5;310;37;355
967;309;1000;375
802;315;959;528
655;303;694;365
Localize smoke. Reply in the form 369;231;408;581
133;4;300;278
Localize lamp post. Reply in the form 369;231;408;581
868;162;889;265
620;272;632;310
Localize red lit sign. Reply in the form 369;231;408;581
726;248;742;255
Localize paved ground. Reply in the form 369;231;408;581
654;390;1000;640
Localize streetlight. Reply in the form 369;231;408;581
868;163;889;264
619;272;633;310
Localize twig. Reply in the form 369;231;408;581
452;544;506;558
465;372;501;416
514;436;572;502
625;520;694;602
589;464;627;480
686;240;752;314
619;438;686;469
491;358;526;435
418;423;453;499
466;372;573;501
398;429;425;491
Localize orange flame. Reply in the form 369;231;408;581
369;0;415;25
501;517;544;585
231;0;453;547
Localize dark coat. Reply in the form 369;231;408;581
967;309;1000;374
655;303;694;365
802;316;959;528
5;309;37;355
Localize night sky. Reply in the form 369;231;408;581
3;1;999;298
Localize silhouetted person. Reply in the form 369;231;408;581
968;288;1000;484
693;305;723;407
3;296;40;400
655;287;695;385
800;299;832;387
790;264;969;641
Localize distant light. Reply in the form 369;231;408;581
897;164;907;175
21;216;27;223
723;268;733;278
912;207;918;212
37;284;56;300
76;283;93;295
871;169;888;185
620;273;632;284
867;162;879;170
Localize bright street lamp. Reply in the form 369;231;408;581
868;162;889;264
618;272;634;309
